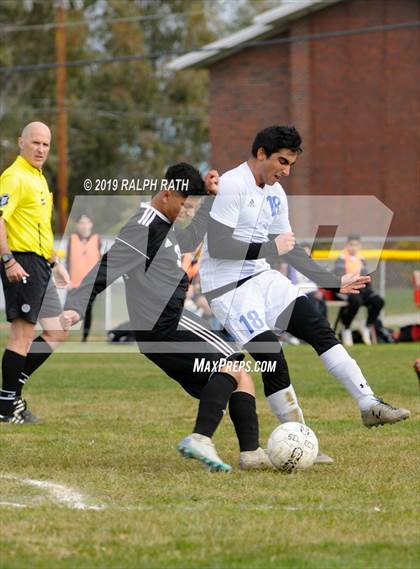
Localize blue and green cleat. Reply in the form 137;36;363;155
177;433;232;472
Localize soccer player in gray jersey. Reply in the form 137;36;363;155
62;164;270;472
199;125;409;448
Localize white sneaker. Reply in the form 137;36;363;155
342;328;353;346
361;399;410;428
361;326;372;345
177;433;232;472
239;447;275;470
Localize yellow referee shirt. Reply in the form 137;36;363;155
0;155;54;260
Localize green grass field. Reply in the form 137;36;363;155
0;343;419;569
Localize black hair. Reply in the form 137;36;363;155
251;125;303;158
347;234;361;242
164;162;206;196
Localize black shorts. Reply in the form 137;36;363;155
276;295;340;356
1;252;62;324
138;310;244;399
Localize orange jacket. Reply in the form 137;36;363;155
68;233;101;288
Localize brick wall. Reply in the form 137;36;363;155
210;36;290;172
208;0;420;236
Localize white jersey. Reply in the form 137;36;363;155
200;161;291;293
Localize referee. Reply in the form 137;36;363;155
0;122;70;423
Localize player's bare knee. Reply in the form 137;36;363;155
236;370;256;396
9;319;35;354
10;336;33;354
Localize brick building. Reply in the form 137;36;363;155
170;0;419;237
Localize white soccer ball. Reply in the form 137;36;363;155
267;422;319;472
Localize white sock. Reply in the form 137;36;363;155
320;344;376;411
266;385;305;424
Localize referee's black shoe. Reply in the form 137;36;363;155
15;398;41;424
0;397;26;424
0;398;40;424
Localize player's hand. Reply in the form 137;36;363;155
273;232;295;255
5;261;29;284
60;310;80;330
204;170;219;196
340;272;371;294
53;263;71;289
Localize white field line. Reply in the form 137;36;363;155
112;503;411;514
1;476;417;514
0;501;27;508
0;498;415;514
0;475;104;511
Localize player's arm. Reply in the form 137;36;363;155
63;254;110;323
176;170;221;253
63;220;148;324
276;241;342;288
207;217;284;260
0;175;29;283
0;218;29;283
274;239;369;292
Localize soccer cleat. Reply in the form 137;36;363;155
15;398;41;424
342;328;353;346
0;398;26;424
177;433;232;472
361;399;410;428
0;412;23;424
239;447;275;470
0;398;40;424
314;451;334;465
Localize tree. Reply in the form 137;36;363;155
0;0;274;230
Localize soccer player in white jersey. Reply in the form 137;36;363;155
199;125;409;453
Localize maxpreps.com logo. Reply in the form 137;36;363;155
193;358;276;374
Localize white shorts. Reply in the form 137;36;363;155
210;270;304;346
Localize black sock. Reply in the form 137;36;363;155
0;350;27;414
194;372;237;438
229;392;259;451
16;336;53;397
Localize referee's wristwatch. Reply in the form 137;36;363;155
1;253;14;264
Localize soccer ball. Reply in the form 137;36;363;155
267;422;319;472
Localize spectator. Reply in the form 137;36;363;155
67;214;101;341
335;234;384;346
